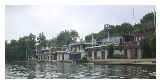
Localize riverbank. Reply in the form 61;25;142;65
92;59;156;65
16;59;156;65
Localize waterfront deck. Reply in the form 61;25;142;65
25;59;155;65
92;59;156;65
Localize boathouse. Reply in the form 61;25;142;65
69;42;92;58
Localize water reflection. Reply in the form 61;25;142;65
5;61;156;79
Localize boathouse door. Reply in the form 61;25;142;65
102;51;105;59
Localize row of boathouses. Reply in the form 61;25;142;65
26;24;148;63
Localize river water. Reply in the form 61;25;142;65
5;61;156;79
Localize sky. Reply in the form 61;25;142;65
5;5;155;41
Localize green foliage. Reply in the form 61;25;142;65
108;44;114;58
85;33;97;42
55;30;79;47
5;30;79;62
85;23;133;42
56;30;72;46
5;40;18;62
139;12;156;58
5;33;36;62
37;32;47;48
140;32;156;58
120;23;133;35
85;13;155;43
70;30;79;42
80;57;89;63
149;33;156;50
141;12;155;24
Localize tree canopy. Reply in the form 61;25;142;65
37;32;47;49
55;30;79;47
5;33;36;62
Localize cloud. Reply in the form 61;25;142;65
6;5;155;40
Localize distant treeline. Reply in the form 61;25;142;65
85;12;155;42
5;30;79;62
5;12;156;62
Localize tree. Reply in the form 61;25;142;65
80;56;89;63
149;33;156;57
141;32;156;58
140;38;152;58
139;12;156;58
56;30;72;46
120;23;133;35
141;12;155;24
108;44;114;58
5;40;18;62
85;33;97;42
55;30;79;47
37;32;47;49
5;33;36;62
50;38;57;47
27;33;36;56
70;30;79;42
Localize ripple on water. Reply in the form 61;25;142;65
5;62;156;79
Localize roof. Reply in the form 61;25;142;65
86;43;120;49
56;51;65;53
69;42;92;46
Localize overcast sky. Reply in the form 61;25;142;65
6;5;155;41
